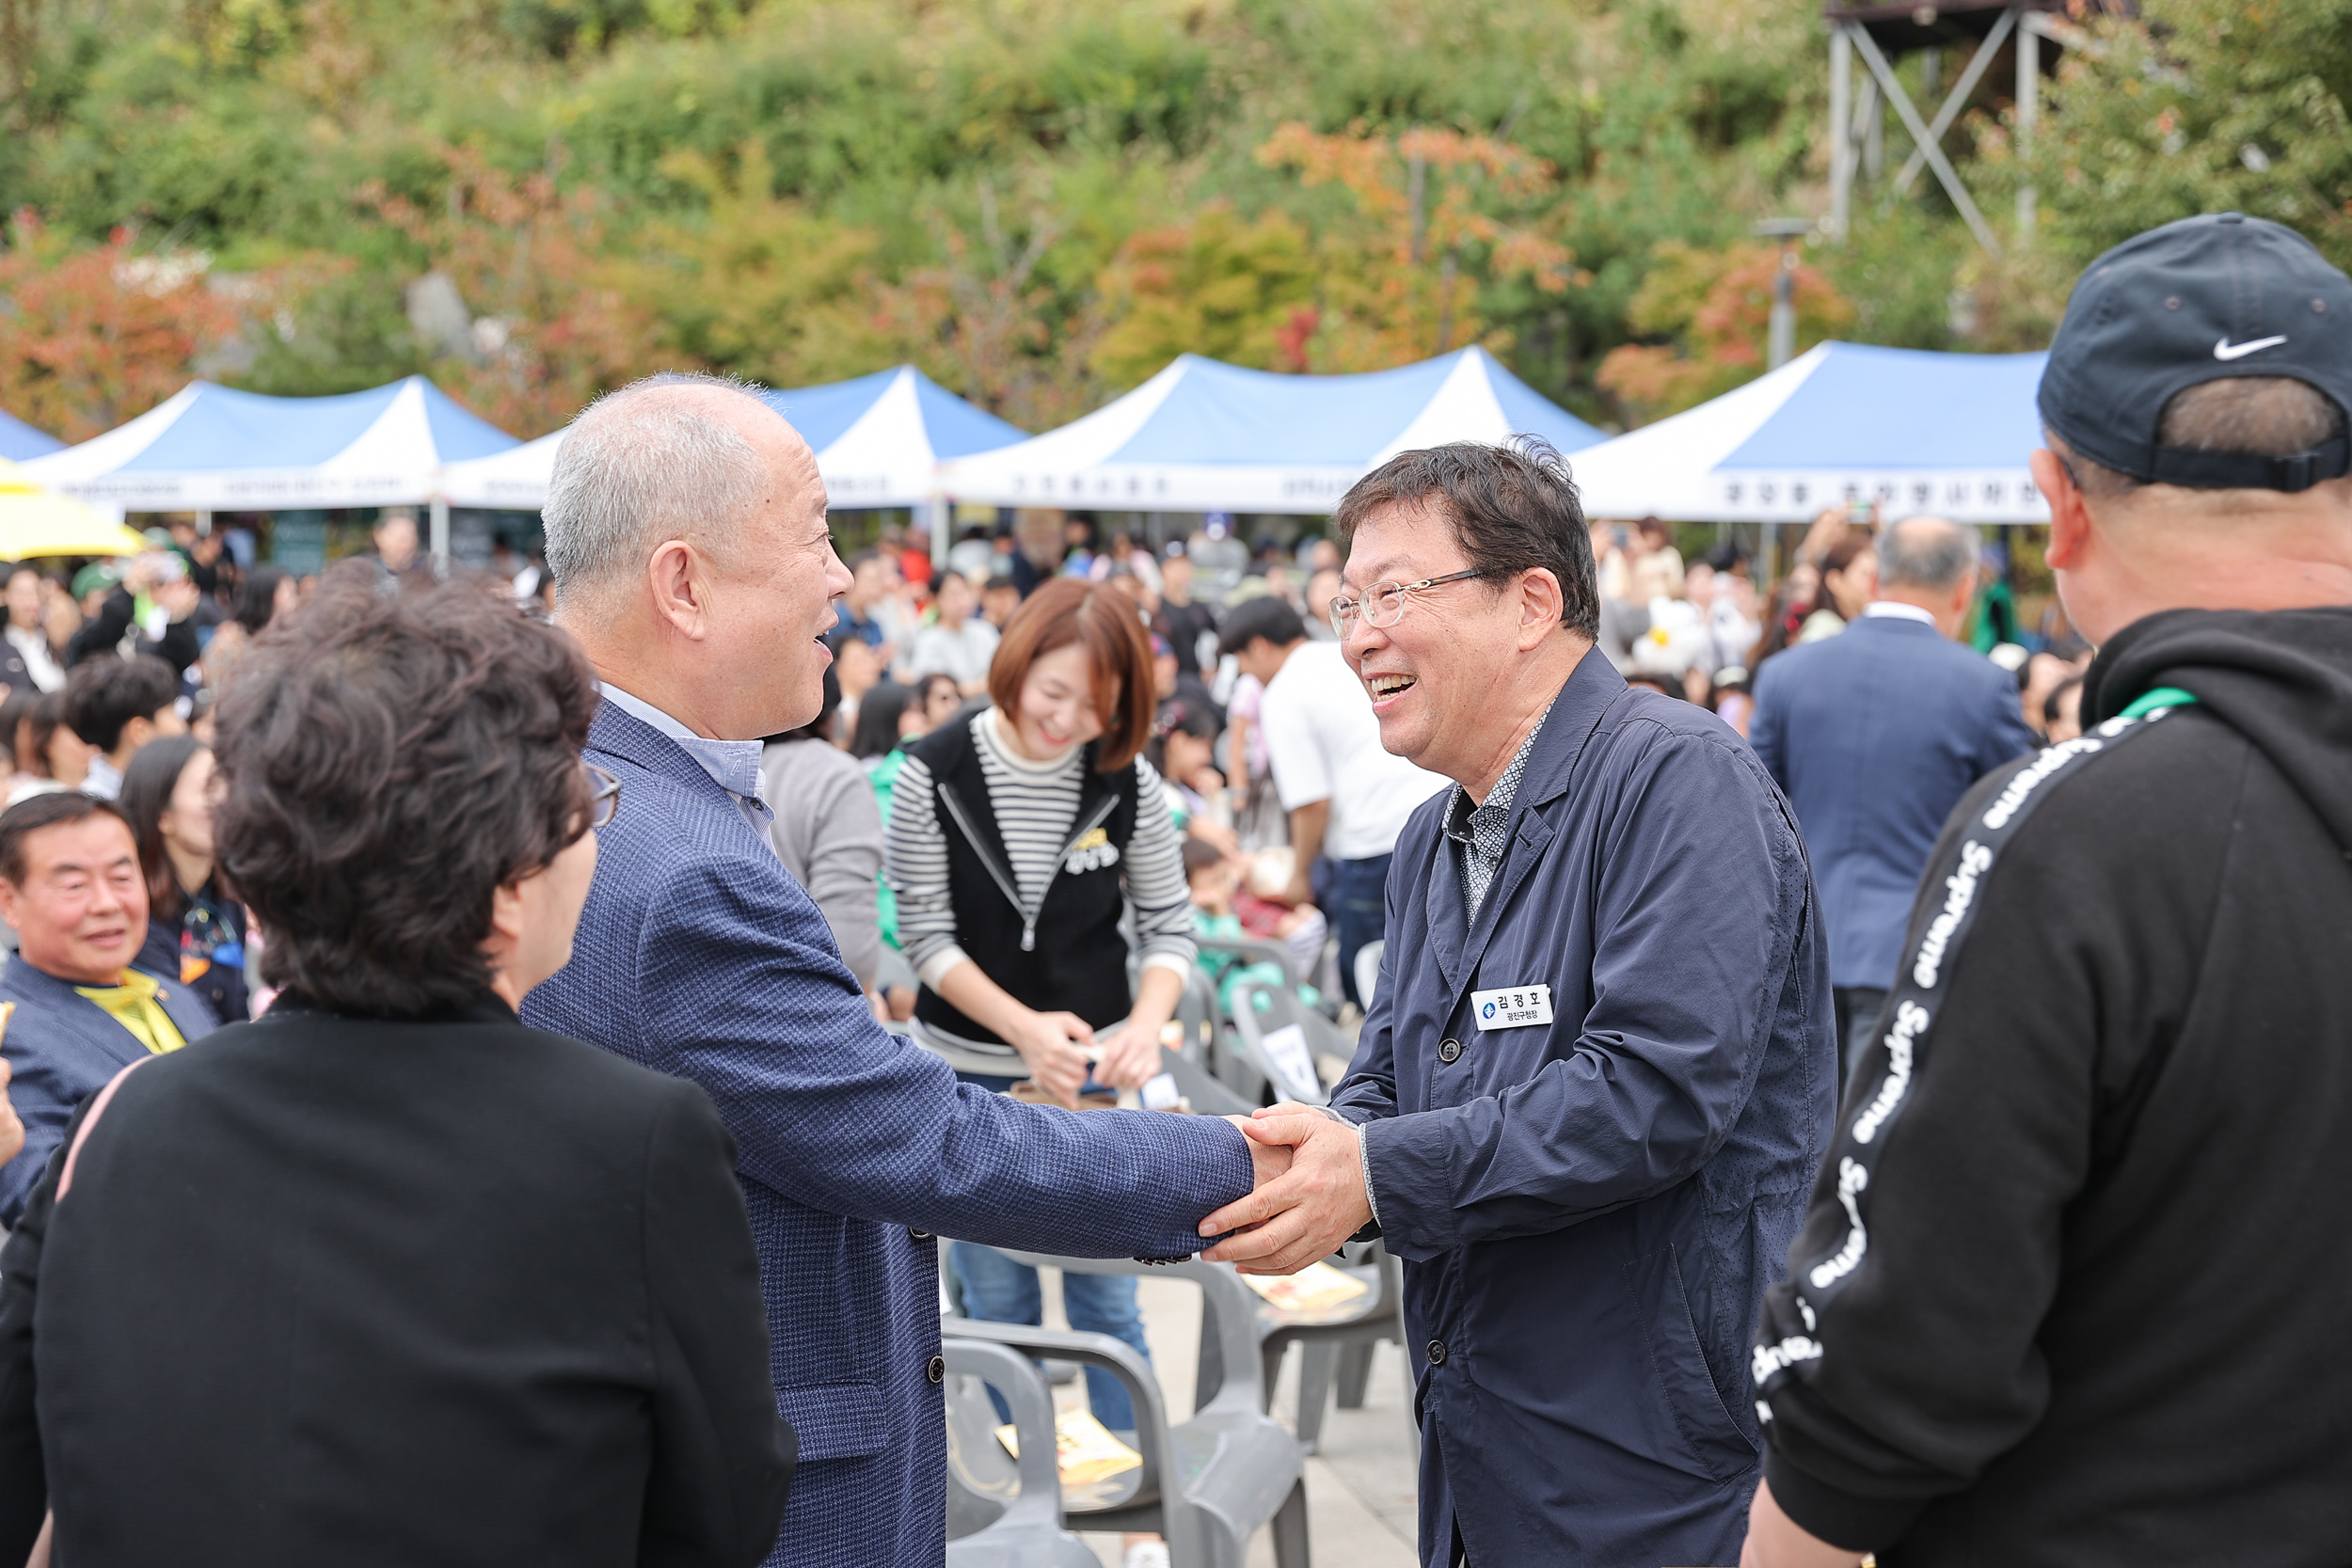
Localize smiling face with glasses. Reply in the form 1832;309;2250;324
1336;499;1587;797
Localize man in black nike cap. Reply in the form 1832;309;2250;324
1740;211;2352;1568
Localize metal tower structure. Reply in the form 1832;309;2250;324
1824;2;2128;257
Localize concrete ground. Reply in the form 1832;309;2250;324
1023;1268;1422;1568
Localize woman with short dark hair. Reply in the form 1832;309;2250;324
118;736;247;1025
0;580;794;1568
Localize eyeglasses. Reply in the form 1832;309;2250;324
583;763;621;830
1327;567;1491;637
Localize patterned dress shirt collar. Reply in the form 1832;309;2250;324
1442;698;1557;926
598;684;773;830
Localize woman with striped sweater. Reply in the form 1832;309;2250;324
883;578;1194;1490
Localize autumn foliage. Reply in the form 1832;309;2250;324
0;211;241;442
1597;241;1852;423
353;145;652;437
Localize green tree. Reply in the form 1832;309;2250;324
1089;203;1320;387
2011;0;2352;270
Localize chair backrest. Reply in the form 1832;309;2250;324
1227;977;1332;1106
1195;933;1298;989
942;1338;1098;1566
949;1256;1308;1568
1353;939;1384;1010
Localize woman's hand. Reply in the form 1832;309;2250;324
1090;1019;1165;1091
1001;1009;1095;1107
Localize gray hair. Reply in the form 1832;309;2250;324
542;373;771;594
1876;515;1979;592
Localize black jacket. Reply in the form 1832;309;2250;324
908;710;1142;1045
63;587;200;675
0;994;794;1568
1754;607;2352;1565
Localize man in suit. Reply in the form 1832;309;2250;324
1751;515;2037;1085
0;791;216;1227
521;374;1281;1568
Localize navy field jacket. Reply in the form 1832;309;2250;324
1334;647;1836;1568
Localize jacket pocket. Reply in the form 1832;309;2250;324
774;1380;890;1463
1624;1244;1758;1485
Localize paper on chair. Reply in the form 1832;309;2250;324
1257;1022;1318;1101
994;1409;1144;1485
1240;1259;1373;1319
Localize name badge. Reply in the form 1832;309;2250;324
1471;984;1554;1031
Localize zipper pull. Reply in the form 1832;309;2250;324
1022;918;1037;953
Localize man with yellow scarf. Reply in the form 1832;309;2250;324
0;792;215;1227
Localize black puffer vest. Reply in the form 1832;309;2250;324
910;711;1141;1046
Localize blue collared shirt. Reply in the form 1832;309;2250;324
597;685;772;834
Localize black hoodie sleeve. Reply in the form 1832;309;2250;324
1751;716;2234;1549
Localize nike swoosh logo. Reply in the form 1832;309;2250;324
2215;335;2288;360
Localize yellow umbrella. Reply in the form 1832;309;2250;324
0;458;150;558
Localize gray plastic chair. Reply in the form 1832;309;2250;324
1194;932;1300;989
943;1338;1101;1568
1225;976;1338;1108
945;1254;1311;1568
1253;1243;1416;1462
1351;940;1383;1011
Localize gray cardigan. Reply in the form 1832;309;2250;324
758;738;884;989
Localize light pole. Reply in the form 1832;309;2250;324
1755;218;1812;372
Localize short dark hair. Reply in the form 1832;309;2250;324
236;565;292;634
118;734;210;921
982;575;1019;595
0;792;132;885
1181;835;1225;879
212;579;599;1018
1332;436;1598;639
0;689;40;775
2044;673;2086;724
61;654;180;753
849;681;916;760
1216;596;1308;659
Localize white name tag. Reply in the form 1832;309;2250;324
1471;984;1554;1031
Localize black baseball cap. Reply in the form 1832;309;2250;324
2038;212;2352;491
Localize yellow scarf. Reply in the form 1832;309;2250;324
74;970;189;1056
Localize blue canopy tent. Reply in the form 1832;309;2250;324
0;409;62;463
1568;342;2051;523
436;365;1028;511
939;346;1605;514
22;375;516;512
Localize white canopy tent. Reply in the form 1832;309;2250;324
939;347;1604;515
23;376;516;512
436;365;1028;513
1567;341;2052;524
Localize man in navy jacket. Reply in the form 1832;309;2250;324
0;793;217;1227
1750;516;2036;1084
520;375;1278;1568
1205;439;1835;1568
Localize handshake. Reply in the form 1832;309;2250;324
1200;1104;1375;1276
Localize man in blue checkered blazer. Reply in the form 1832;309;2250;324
522;376;1268;1568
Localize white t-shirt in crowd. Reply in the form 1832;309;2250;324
1260;641;1449;863
909;618;1000;689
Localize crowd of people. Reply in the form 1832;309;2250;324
0;211;2344;1568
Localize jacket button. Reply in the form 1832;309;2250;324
910;1228;932;1241
927;1354;946;1385
1426;1339;1448;1366
1438;1037;1462;1064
